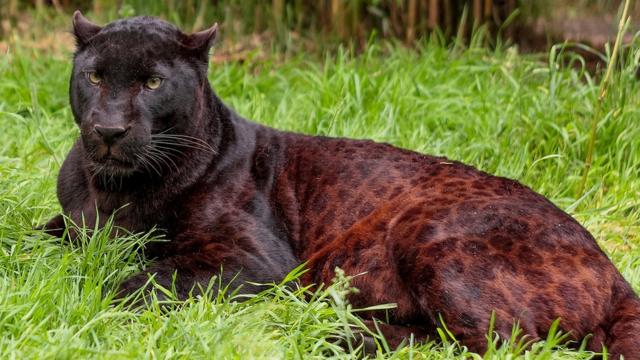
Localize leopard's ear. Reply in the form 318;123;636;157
72;10;102;47
182;23;218;60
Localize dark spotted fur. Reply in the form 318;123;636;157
43;12;640;358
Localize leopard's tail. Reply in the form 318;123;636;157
601;281;640;359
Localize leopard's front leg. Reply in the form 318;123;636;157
116;249;268;302
115;213;299;303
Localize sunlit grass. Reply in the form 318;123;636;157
0;32;639;358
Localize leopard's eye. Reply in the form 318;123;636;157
86;71;102;85
145;77;163;90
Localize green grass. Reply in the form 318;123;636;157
1;31;640;358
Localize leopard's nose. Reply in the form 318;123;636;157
94;125;130;145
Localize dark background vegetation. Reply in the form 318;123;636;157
1;0;638;58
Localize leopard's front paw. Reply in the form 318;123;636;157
37;214;67;238
114;273;173;307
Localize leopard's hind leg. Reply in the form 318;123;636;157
600;282;640;360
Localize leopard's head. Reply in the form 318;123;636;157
69;11;218;178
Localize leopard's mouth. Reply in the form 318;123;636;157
101;156;130;166
93;154;136;174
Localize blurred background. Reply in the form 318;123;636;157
1;1;638;69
